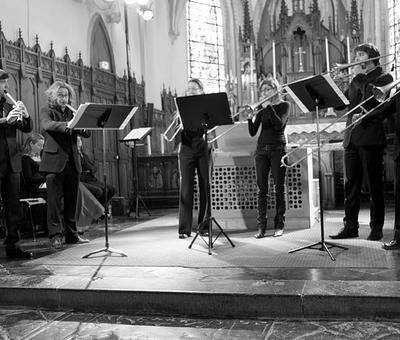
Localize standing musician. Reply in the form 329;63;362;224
247;78;290;238
40;81;91;249
0;69;33;259
177;78;211;239
330;43;393;241
361;89;400;249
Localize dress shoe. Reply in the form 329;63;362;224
50;235;63;249
329;228;358;239
367;230;383;241
383;239;400;250
65;235;90;244
179;234;187;239
254;232;265;239
5;245;32;259
273;229;284;237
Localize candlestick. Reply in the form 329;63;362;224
325;37;330;72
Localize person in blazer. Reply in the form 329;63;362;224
330;43;393;241
362;89;400;249
40;81;91;249
0;69;33;259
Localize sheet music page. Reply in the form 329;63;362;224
123;127;153;141
66;103;90;129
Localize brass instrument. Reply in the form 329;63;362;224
4;90;23;123
207;91;285;144
162;114;182;142
281;78;400;168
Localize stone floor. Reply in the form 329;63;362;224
2;307;400;339
1;207;400;339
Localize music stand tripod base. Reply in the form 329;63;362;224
82;246;127;258
189;217;235;255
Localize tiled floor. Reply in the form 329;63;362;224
1;308;400;340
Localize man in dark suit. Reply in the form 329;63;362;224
0;69;33;258
40;81;91;249
330;43;393;241
367;90;400;249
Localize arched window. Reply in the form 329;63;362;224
388;0;400;79
186;0;225;93
90;16;115;73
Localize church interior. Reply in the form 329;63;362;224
1;0;400;338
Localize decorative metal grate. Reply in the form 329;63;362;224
194;163;304;211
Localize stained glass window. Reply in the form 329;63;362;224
186;0;225;93
388;0;400;79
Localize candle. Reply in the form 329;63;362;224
249;43;254;83
272;40;276;79
147;135;151;156
325;37;330;72
346;36;351;63
160;133;165;154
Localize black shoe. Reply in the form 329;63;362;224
367;230;383;241
179;234;186;239
329;228;358;239
5;245;32;259
383;239;400;250
65;235;90;244
254;232;265;239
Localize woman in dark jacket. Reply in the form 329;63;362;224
248;78;290;238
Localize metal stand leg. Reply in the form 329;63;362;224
83;130;127;258
288;103;348;261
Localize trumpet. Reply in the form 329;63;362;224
162;114;182;142
4;90;23;123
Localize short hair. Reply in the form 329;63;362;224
188;78;204;92
354;43;380;66
0;69;9;80
45;81;76;108
22;133;44;154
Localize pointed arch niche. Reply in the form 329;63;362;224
90;15;115;72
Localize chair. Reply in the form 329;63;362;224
20;197;46;241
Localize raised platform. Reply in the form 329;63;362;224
1;208;400;320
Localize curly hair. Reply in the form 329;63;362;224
45;81;76;108
22;132;44;155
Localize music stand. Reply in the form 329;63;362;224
68;103;138;258
121;127;152;218
175;92;235;255
284;74;349;261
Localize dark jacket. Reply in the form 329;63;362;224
343;66;393;148
40;105;90;173
21;155;46;194
0;98;33;172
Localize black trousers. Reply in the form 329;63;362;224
255;147;287;230
394;159;400;240
178;139;212;235
0;160;22;246
46;160;79;239
343;145;385;231
83;180;116;207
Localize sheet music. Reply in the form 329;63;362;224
123;127;153;142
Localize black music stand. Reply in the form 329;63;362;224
284;74;349;261
175;92;235;255
68;103;138;258
121;127;152;218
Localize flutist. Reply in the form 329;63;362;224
0;69;33;259
247;78;289;239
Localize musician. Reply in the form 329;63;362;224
0;69;33;259
330;43;393;241
178;78;211;239
40;81;91;249
361;89;400;249
247;78;290;238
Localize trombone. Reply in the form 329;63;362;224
162;113;182;142
207;90;286;144
280;77;400;168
